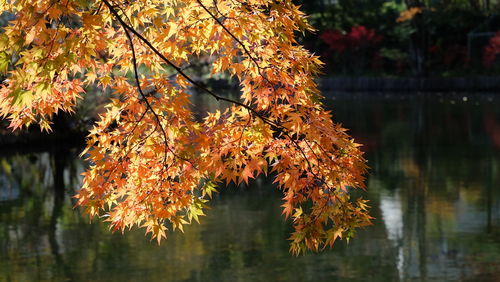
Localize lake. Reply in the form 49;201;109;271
0;92;499;281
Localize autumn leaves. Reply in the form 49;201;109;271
0;0;370;254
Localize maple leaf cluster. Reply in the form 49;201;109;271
396;7;423;23
0;0;371;254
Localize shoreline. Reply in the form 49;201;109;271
317;76;500;92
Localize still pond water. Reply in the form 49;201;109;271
0;92;499;281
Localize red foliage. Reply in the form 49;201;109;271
319;30;347;53
483;31;500;68
427;44;468;69
347;25;384;49
319;25;383;54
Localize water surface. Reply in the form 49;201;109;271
0;92;499;281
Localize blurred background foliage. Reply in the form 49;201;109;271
297;0;500;76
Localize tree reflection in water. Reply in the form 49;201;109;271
0;92;499;281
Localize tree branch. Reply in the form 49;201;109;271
101;0;331;190
101;0;276;128
108;2;194;167
196;0;266;77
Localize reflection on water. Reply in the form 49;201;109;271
0;93;499;281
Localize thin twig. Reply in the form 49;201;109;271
101;0;276;128
195;0;268;80
108;2;194;167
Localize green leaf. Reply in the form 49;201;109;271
202;180;218;199
0;51;10;73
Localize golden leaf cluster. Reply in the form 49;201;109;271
396;7;423;23
0;0;371;254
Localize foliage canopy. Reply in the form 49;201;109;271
0;0;371;254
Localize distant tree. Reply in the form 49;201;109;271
0;0;371;254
